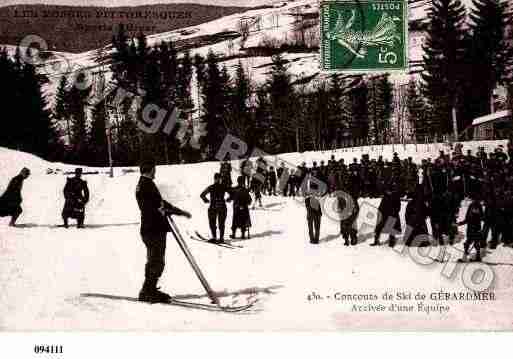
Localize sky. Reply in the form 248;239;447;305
0;0;273;7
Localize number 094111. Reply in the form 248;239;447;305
34;345;63;354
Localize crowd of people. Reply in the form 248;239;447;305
1;142;512;303
219;142;513;261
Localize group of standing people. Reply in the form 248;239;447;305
0;167;89;228
2;141;512;303
224;144;513;262
200;172;253;243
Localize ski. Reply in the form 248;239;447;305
80;293;255;312
188;234;238;249
170;298;256;312
192;231;243;249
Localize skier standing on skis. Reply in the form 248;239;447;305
62;168;90;228
0;167;31;227
136;160;192;303
200;173;232;243
230;176;252;239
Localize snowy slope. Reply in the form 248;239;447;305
1;142;513;331
20;0;415;106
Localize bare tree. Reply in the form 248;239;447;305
393;83;409;143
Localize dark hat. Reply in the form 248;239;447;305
139;159;156;174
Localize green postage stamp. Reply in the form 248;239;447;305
320;0;408;72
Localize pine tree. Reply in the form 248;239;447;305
267;53;296;152
177;50;194;111
421;0;467;139
0;47;16;148
20;49;59;158
366;75;393;144
200;50;226;159
467;0;510;115
54;75;71;142
378;75;394;143
407;78;430;141
89;100;109;166
351;81;369;145
193;53;206;125
116;100;140;166
160;41;182;164
502;5;513;113
68;72;91;162
254;85;273;152
228;62;252;141
111;24;130;89
328;74;345;148
219;65;232;129
366;77;379;144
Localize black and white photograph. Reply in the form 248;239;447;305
0;0;513;345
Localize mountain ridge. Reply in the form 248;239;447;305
0;3;249;53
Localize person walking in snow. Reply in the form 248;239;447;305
200;173;232;243
0;167;31;227
62;168;90;228
136;160;192;303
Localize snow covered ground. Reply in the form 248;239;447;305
1;142;513;331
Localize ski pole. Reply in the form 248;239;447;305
167;216;220;305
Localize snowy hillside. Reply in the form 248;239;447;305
1;141;513;330
22;0;432;107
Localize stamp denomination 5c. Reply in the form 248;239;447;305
320;0;408;72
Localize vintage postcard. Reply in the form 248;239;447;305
0;0;512;334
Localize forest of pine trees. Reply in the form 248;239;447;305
421;0;513;140
0;46;62;160
0;1;512;165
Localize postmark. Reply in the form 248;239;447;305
320;0;408;72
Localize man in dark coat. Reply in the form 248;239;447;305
220;159;232;187
62;168;90;228
230;176;252;239
268;166;277;196
404;184;430;246
305;189;323;244
200;173;232;243
136;161;191;303
0;167;31;226
371;182;401;247
457;194;484;262
240;158;253;188
338;193;359;246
